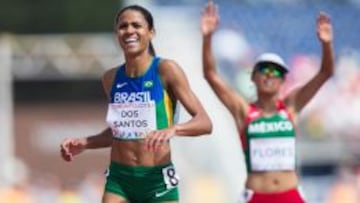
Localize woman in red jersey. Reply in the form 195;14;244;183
201;1;334;202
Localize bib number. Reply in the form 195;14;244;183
162;165;179;189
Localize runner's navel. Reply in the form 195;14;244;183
273;178;279;185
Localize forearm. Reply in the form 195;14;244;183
203;35;217;79
320;42;335;77
85;127;113;149
173;112;212;137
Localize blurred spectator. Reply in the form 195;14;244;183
326;164;360;203
0;184;34;203
0;157;34;203
58;185;83;203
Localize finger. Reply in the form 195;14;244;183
209;1;215;16
317;13;322;23
150;134;161;152
319;11;330;20
206;1;213;14
146;132;156;151
63;155;72;162
60;138;70;148
61;149;72;161
60;139;71;153
146;137;153;151
318;12;330;24
64;155;72;162
60;145;67;155
72;139;81;146
145;132;152;151
153;134;166;151
151;131;166;152
323;13;331;24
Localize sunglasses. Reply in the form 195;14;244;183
256;63;285;78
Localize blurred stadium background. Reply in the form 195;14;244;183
1;0;360;202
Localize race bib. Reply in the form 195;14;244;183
250;137;295;171
106;102;157;140
162;165;180;189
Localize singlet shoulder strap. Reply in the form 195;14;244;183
276;99;286;110
245;103;261;125
109;64;125;100
276;99;294;122
147;56;161;73
240;104;260;150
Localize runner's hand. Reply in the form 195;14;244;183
201;1;219;37
145;127;176;152
317;12;333;44
60;138;87;161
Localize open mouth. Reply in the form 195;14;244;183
123;37;139;47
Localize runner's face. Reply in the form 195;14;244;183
252;63;285;95
115;10;154;56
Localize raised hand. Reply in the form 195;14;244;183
317;12;333;44
145;127;176;152
201;1;219;37
60;138;87;161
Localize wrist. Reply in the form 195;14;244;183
321;41;332;47
203;34;213;40
171;125;180;137
82;137;90;149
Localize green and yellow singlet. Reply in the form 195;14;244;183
106;57;176;140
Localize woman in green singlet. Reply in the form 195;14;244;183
60;4;212;203
201;1;334;203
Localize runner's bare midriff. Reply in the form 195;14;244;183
246;171;298;193
110;139;172;166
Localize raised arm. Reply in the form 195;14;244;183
285;12;334;112
201;1;248;122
